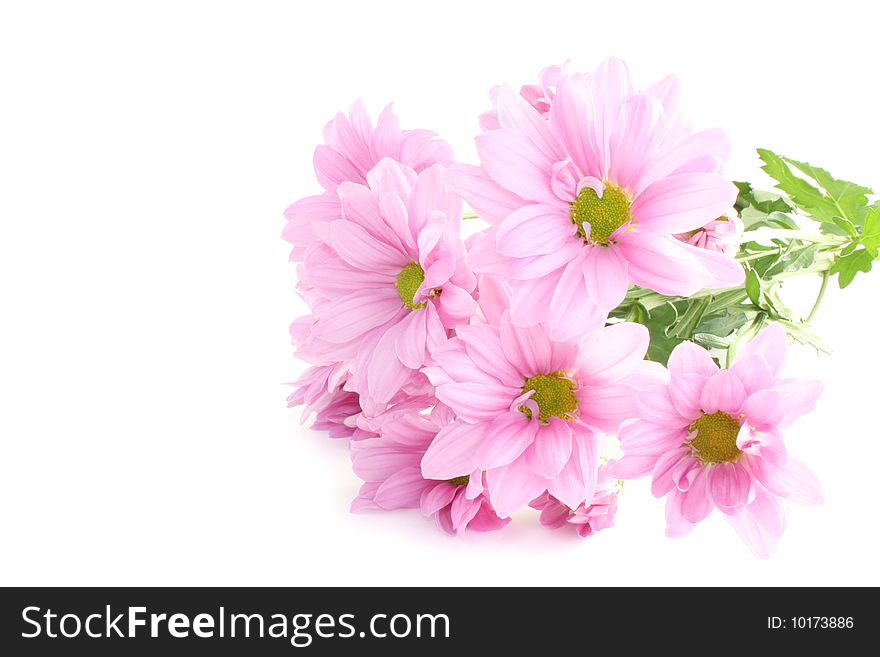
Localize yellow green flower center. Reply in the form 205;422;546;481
521;371;578;423
688;411;742;464
395;262;427;310
570;183;632;245
447;475;470;487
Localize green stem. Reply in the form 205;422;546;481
806;272;830;323
739;229;847;244
462;210;480;221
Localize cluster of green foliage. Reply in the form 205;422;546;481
611;149;879;365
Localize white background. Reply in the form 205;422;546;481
2;0;879;586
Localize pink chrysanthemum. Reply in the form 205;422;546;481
612;323;824;557
350;410;509;536
530;465;619;538
479;64;566;131
675;208;743;257
298;158;477;414
420;310;653;517
287;362;359;439
283;101;453;261
450;58;745;340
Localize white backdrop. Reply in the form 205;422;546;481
2;0;879;586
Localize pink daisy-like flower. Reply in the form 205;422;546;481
286;362;359;439
479;63;566;131
449;58;744;341
299;158;477;413
675;208;743;257
420;311;651;517
530;465;619;538
350;410;509;536
612;323;824;557
283;101;453;261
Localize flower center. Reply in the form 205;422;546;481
570;183;632;245
447;475;470;487
395;262;427;310
521;371;578;422
688;411;742;464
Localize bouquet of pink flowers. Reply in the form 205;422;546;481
284;59;878;557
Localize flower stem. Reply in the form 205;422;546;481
806;272;830;323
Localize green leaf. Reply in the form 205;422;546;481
638;302;683;366
745;268;762;306
831;215;858;238
757;149;872;225
861;206;880;250
831;249;874;288
671;297;711;339
783;156;872;226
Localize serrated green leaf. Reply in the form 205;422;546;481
640;302;683;365
861;206;880;250
831;249;874;288
831;215;859;238
757;149;872;225
783;156;872;226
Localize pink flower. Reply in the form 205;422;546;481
283;101;453;261
675;208;743;257
449;58;744;341
612;323;824;557
530;465;619;538
350;410;509;536
479;64;566;130
298;158;478;414
286;363;360;439
420;311;652;517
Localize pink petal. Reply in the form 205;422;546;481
474;412;537;470
725;487;783;558
433;282;478;328
526;418;573;478
668;372;705;420
475;274;512;325
681;470;713;523
699;370;747;415
665;490;696;538
455;324;520;387
496;204;577;257
741;389;784;429
549;253;607;341
446;164;525;226
496;85;564;161
632;173;735;234
314;144;362;190
676;241;745;288
420;482;457;517
311;290;403;344
775;379;823;428
633;128;731;194
435;381;519;422
591;57;634;176
636;386;691;428
499;311;552;376
548;76;599;177
365;322;414;404
707;462;751;514
395;309;428;369
547;428;599;509
577;321;650;385
420;421;486;480
583;245;630;311
475;129;556;205
651;447;690;497
730;355;773;395
373;467;430;510
776;456;823;505
486;457;550;517
329;220;407;273
735;323;788;376
607;95;664;191
508;275;556;326
616;232;713;296
668;340;718;380
578;384;640;434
